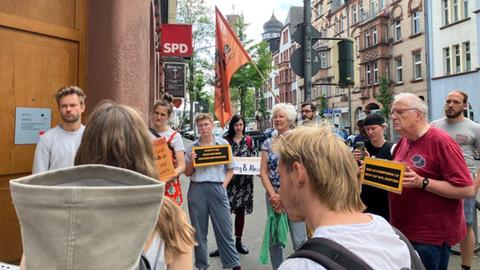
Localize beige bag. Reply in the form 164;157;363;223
10;165;164;270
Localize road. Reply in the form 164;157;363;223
180;139;479;269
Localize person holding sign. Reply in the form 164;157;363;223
149;93;185;206
184;113;242;270
353;114;392;221
390;93;474;270
210;114;255;257
260;103;306;270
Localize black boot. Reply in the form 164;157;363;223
235;238;249;255
209;249;219;257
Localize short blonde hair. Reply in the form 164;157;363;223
273;126;365;212
194;113;214;124
271;103;297;123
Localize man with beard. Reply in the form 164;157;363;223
300;102;316;126
431;90;480;270
32;86;86;173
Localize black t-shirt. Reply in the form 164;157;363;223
361;140;392;221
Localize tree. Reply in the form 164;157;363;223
229;15;272;118
317;94;328;118
176;0;214;129
376;74;393;139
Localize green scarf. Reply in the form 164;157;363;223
259;205;290;264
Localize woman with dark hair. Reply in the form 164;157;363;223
149;93;186;206
210;114;254;257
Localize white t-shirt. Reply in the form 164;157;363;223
279;215;411;270
149;128;185;152
32;125;85;174
143;233;167;270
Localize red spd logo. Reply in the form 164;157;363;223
161;24;192;57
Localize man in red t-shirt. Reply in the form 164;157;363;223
389;93;474;270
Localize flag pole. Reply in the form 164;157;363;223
249;59;281;103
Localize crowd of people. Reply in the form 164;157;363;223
11;85;480;270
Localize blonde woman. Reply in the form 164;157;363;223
143;197;196;270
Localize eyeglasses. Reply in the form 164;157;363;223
301;110;312;113
389;108;417;117
278;134;304;165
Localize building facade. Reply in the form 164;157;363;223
426;0;479;121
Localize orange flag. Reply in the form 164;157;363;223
214;6;251;128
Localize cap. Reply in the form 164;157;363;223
363;114;385;126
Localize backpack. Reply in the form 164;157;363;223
226;135;254;156
288;226;425;270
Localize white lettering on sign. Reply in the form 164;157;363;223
163;43;189;54
233;157;261;175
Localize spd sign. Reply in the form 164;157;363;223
161;24;192;57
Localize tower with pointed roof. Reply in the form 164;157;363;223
262;13;283;52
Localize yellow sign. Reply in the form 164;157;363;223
153;138;176;182
192;144;232;167
360;157;405;194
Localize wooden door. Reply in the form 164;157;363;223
0;0;86;262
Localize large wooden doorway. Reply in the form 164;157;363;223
0;0;86;262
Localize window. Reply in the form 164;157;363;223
443;47;451;75
352;4;358;23
463;0;469;18
412;10;421;34
413;52;422;80
359;2;364;18
463;41;471;71
454;0;459;22
373;62;378;84
320;51;327;68
355;36;360;56
366;64;371;85
454;44;461;73
395;58;403;83
372;27;377;44
365;30;370;48
340;15;344;32
394;20;401;41
443;0;449;25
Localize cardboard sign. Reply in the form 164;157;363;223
192;144;232;167
360;157;405;194
153;138;176;182
233;157;261;175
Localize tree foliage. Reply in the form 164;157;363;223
317;94;328;118
376;75;393;120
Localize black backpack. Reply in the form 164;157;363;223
288;227;425;270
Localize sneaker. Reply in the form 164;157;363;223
236;242;249;255
209;249;220;257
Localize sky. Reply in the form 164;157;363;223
205;0;304;43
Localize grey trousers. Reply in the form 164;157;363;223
188;182;241;269
265;193;307;270
10;165;164;270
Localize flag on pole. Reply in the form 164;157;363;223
214;6;251;128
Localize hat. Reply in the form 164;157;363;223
364;114;385;126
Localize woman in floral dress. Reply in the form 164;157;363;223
210;114;254;257
149;93;185;207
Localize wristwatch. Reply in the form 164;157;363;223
421;177;429;190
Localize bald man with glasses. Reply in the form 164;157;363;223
389;93;474;270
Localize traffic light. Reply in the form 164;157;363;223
338;39;354;86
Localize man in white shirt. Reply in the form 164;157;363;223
32;86;86;174
272;126;414;269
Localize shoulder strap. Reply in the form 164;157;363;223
288;237;373;270
148;127;161;138
137;255;151;270
246;136;253;150
167;130;177;143
391;226;425;270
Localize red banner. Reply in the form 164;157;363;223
161;24;192;57
214;7;251;128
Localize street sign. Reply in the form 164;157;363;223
290;48;321;77
292;23;323;45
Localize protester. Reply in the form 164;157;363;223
143;197;196;270
300;102;316;126
353;113;392;220
210;114;254;257
16;101;167;269
390;92;474;270
149;93;186;206
260;103;306;270
184;113;242;270
274;126;417;269
352;119;366;145
431;90;480;270
32;86;86;173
